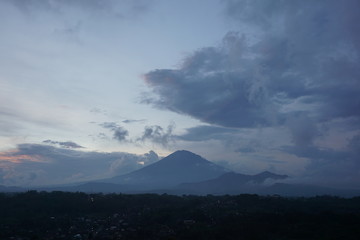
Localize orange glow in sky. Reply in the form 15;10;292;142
0;150;47;164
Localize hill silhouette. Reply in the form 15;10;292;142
7;150;357;197
104;150;229;188
177;171;288;194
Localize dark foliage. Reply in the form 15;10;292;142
0;191;360;239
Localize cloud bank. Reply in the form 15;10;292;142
143;0;360;187
0;144;159;186
43;140;84;149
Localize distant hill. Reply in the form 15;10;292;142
45;182;129;193
177;171;288;194
5;150;357;197
261;183;360;198
103;150;229;189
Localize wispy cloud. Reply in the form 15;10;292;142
99;122;129;142
43;140;84;149
122;119;146;124
138;124;175;147
5;0;154;20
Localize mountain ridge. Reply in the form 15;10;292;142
176;171;289;194
3;150;355;197
104;150;230;188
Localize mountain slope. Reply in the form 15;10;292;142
177;171;288;194
261;183;360;197
104;150;229;188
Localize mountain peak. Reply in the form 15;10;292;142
106;150;229;188
173;150;194;154
162;150;206;163
166;150;201;158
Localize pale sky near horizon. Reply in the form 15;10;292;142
1;0;359;188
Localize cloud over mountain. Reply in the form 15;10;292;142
0;144;158;186
141;0;360;187
1;0;359;189
144;0;360;129
144;32;281;128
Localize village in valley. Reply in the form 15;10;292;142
1;191;360;240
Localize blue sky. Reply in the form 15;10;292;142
0;0;359;188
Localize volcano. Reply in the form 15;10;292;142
104;150;229;188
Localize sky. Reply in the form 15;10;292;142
0;0;359;188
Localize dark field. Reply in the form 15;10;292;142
1;191;360;240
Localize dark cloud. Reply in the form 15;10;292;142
113;128;129;142
122;119;146;124
140;0;360;187
176;125;265;154
143;0;360;130
286;113;320;147
100;122;129;142
0;144;159;186
235;147;256;153
282;146;348;162
3;0;155;23
43;140;84;149
177;125;235;142
282;144;360;187
109;150;159;175
143;33;281;128
138;124;175;147
100;122;118;129
348;134;360;153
